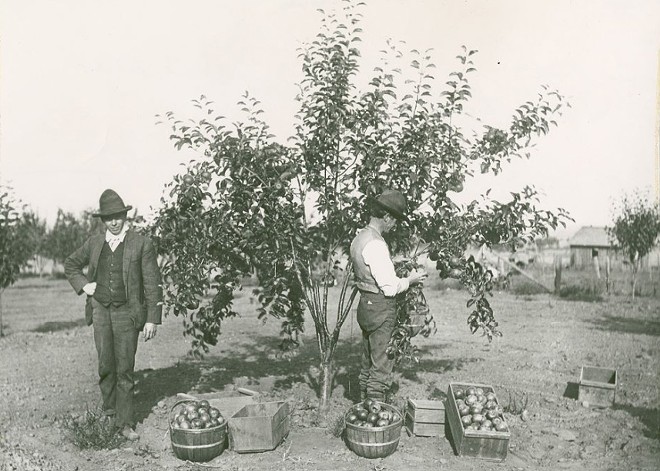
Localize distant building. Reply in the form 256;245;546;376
569;226;621;269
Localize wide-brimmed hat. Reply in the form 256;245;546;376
369;189;408;221
93;189;132;217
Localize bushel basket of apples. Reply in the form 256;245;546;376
343;399;403;459
169;399;228;462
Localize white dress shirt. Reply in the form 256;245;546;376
105;226;129;252
361;226;409;297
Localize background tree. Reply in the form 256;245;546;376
608;191;660;299
0;186;34;336
16;210;48;276
44;209;97;266
150;1;571;412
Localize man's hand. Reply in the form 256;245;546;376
408;270;428;286
82;282;97;296
143;323;157;342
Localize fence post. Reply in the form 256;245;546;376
554;255;562;295
606;255;611;294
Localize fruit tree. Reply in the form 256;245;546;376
608;190;660;299
150;1;571;411
0;186;34;336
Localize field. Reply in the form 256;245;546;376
0;274;659;471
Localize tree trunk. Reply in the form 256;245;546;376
318;359;335;414
0;290;4;337
606;255;611;294
631;253;639;301
554;255;562;295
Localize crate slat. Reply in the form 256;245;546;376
405;412;445;437
407;399;445;423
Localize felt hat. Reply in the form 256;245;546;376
93;189;132;217
370;189;408;221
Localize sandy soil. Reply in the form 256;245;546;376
0;277;658;471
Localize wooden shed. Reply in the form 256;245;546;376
569;226;622;269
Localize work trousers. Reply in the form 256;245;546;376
91;299;139;429
356;291;397;401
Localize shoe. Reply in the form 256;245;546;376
120;425;139;441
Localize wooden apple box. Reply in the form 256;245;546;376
578;366;617;407
446;382;510;462
404;399;445;437
228;401;290;453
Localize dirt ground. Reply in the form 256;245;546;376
0;276;658;471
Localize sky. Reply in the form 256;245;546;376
1;0;659;238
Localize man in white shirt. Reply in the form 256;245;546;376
349;189;427;401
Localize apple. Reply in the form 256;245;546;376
465;395;478;405
369;402;382;414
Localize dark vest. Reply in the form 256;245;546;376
94;241;127;307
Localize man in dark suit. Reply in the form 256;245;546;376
65;189;162;440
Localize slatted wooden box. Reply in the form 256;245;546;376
446;382;510;462
404;399;445;437
228;401;290;453
578;366;617;407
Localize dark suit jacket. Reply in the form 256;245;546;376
65;229;163;328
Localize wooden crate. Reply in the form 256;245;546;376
405;399;445;437
446;382;510;462
578;366;617;407
228;401;290;453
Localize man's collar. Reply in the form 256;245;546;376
105;226;129;242
366;224;382;236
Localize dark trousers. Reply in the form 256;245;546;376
356;292;397;401
91;299;139;428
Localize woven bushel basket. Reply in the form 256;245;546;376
344;403;403;459
169;400;228;462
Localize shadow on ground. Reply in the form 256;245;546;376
132;333;478;424
563;381;579;400
32;319;87;333
584;315;660;336
614;404;660;439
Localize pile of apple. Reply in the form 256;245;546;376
453;386;508;432
171;400;226;430
345;399;402;428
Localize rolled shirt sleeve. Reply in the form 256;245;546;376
361;239;409;297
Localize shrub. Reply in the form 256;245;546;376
511;280;548;296
59;408;125;450
559;284;604;302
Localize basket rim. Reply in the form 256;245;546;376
170;398;228;428
344;402;403;431
169;420;228;434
